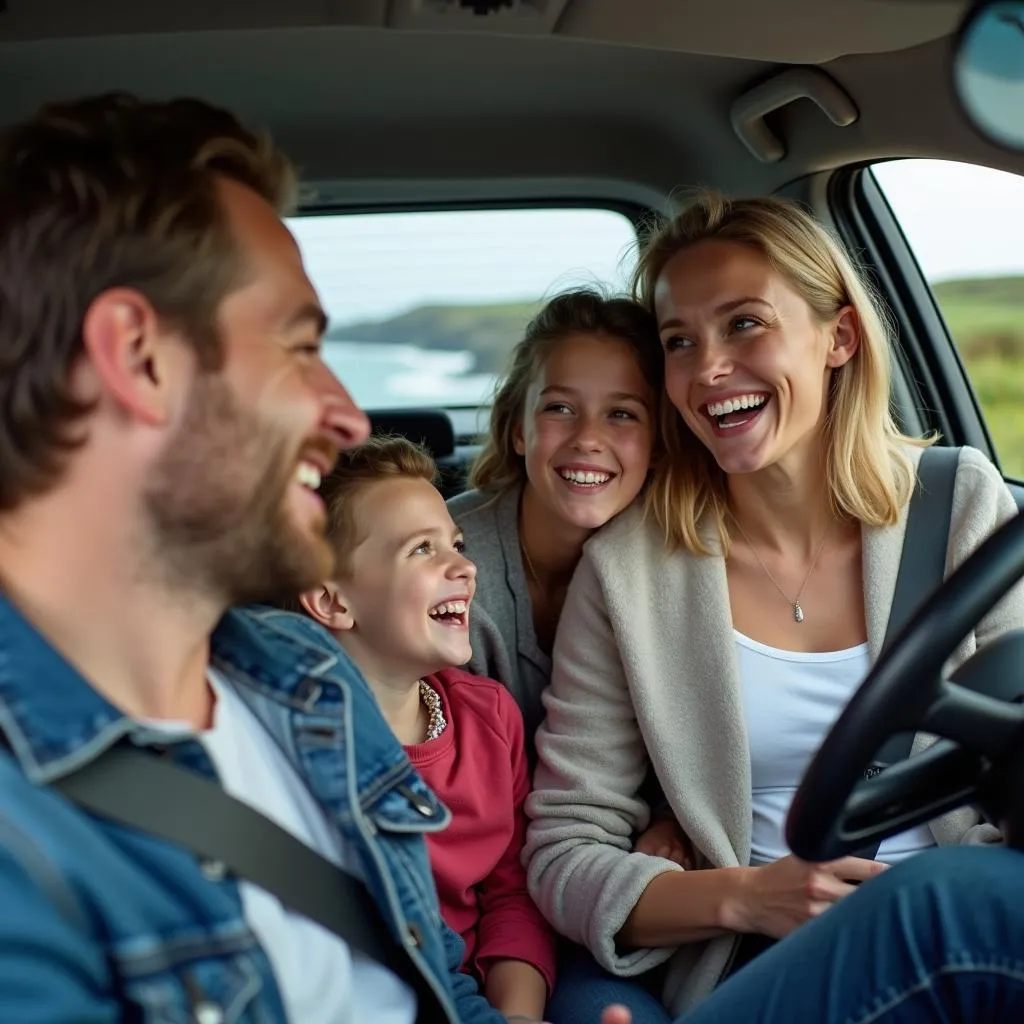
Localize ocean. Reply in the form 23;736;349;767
323;340;498;411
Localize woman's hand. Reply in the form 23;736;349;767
634;814;696;869
722;855;887;939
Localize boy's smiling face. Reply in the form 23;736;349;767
328;475;477;684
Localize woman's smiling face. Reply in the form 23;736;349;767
654;238;858;477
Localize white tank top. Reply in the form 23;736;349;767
734;630;936;866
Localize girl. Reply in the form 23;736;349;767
449;289;688;1022
448;288;662;748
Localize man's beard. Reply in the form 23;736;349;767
142;373;336;608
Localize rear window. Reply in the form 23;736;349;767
286;207;638;419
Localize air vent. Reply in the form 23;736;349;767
386;0;570;34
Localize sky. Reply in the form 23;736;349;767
872;159;1024;282
286;159;1024;331
287;207;637;329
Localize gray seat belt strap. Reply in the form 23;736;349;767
52;745;448;1023
859;444;961;858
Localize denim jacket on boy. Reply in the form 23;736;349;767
0;595;504;1024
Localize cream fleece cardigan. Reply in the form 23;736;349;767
523;445;1024;1017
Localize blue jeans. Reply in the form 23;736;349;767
546;942;672;1024
681;845;1024;1024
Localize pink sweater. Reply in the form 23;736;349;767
404;667;557;993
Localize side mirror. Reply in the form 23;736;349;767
953;0;1024;151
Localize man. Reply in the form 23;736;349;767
0;91;1021;1024
0;91;501;1024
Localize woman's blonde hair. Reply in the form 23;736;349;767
469;288;663;494
632;188;930;555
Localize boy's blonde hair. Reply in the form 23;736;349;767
320;434;439;576
276;434;438;614
631;188;931;555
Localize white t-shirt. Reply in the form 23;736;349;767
735;631;936;867
145;670;416;1024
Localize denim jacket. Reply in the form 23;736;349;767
0;595;505;1024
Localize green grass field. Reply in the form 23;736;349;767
932;277;1024;477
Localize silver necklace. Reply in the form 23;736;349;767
418;679;447;741
520;539;540;588
729;514;829;624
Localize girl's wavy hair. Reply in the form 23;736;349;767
631;188;931;555
469;287;663;494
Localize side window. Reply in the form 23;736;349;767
285;207;637;435
871;159;1024;477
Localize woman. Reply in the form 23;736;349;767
523;190;1024;1019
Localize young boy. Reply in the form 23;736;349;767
293;434;556;1023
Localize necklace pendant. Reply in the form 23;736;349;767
793;603;805;623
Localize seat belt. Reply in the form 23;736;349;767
729;446;963;978
857;443;961;859
52;745;450;1024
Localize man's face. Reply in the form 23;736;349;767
144;179;369;605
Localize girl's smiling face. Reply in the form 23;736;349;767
514;332;657;531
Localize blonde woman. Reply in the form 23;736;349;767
523;191;1024;1022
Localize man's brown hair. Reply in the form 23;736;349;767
0;91;296;511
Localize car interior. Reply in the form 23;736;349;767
4;0;1024;1006
3;0;1020;499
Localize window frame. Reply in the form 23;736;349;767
296;196;651;224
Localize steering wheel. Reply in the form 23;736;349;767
786;509;1024;861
